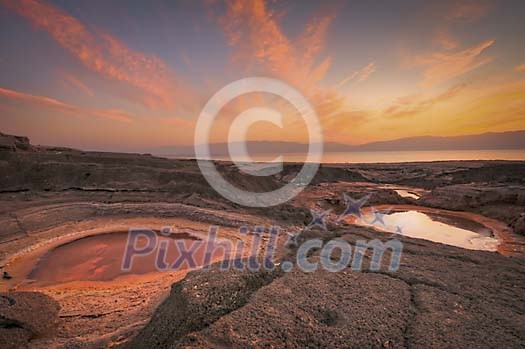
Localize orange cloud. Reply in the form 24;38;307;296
434;27;460;51
211;0;361;135
516;64;525;72
61;73;94;97
0;86;132;122
446;80;525;134
383;83;467;119
1;0;188;110
337;63;376;88
357;63;376;82
414;39;494;86
215;0;334;91
322;77;525;144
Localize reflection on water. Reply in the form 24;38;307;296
394;189;420;200
28;231;224;286
319;149;525;163
378;185;426;200
360;210;499;251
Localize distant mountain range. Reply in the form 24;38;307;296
151;131;525;157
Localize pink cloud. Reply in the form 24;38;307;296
1;0;189;110
515;63;525;72
61;73;94;97
214;0;334;91
0;86;132;122
337;63;376;88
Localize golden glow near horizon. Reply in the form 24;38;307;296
0;0;524;151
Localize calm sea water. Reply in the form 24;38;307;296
312;149;525;163
181;149;525;164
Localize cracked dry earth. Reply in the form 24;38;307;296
1;145;525;348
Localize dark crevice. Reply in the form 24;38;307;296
62;187;164;193
0;321;25;330
9;213;28;237
60;309;124;319
402;285;419;349
361;269;457;297
358;270;425;349
0;188;30;194
0;295;17;306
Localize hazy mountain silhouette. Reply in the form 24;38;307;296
152;130;525;157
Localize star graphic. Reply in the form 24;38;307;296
337;193;371;221
285;230;302;247
307;208;332;230
390;224;406;238
368;207;392;226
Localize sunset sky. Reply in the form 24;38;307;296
1;0;524;152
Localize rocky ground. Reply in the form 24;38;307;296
130;228;525;348
0;135;524;348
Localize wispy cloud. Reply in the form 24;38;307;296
414;39;494;86
434;27;460;51
336;63;376;88
214;0;334;91
1;0;189;110
209;0;366;138
61;73;94;97
404;1;494;86
515;63;525;72
383;83;467;119
0;86;132;122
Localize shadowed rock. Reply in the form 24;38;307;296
0;133;32;152
0;292;60;349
